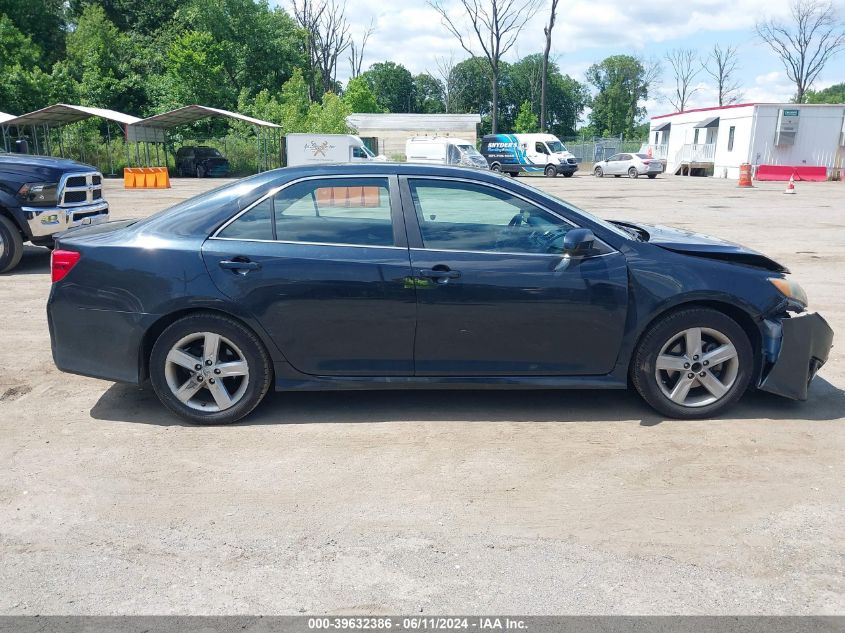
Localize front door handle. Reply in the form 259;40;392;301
219;258;261;274
419;266;461;283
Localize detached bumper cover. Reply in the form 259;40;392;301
760;312;834;400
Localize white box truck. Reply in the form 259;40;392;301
405;136;489;169
286;134;384;166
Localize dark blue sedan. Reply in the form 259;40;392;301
47;164;833;424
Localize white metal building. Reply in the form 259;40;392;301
346;113;481;160
644;103;845;180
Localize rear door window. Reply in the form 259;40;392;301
218;177;395;247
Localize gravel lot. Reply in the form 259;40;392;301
1;172;843;615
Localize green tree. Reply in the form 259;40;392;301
279;68;311;131
172;0;306;100
64;5;149;112
413;73;445;113
0;0;67;65
804;82;845;103
586;55;654;138
162;30;236;109
0;15;53;113
514;101;538;133
343;77;381;113
362;61;414;113
69;0;182;35
306;92;351;133
451;57;494;120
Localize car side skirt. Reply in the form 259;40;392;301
273;367;627;391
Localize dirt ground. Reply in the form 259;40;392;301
0;172;843;615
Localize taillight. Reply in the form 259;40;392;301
51;250;81;283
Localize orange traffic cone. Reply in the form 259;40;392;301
784;175;796;194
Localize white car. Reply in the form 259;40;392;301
593;153;663;179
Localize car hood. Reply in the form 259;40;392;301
614;221;789;273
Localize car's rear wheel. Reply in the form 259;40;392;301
0;215;24;274
632;308;753;419
628;167;639;178
544;165;557;178
490;163;502;172
563;171;574;178
594;166;603;177
150;313;273;424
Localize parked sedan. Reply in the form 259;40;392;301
594;153;663;179
47;164;832;424
175;146;231;178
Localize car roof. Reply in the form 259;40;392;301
272;162;503;180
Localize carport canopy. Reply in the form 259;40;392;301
126;105;282;172
694;116;720;128
0;112;16;124
652;121;671;132
2;103;141;127
131;105;280;131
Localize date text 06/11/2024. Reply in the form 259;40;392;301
307;617;528;630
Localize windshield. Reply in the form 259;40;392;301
457;144;482;157
547;140;567;153
635;153;650;159
196;148;222;157
361;144;376;158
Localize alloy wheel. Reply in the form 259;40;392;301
164;331;250;412
654;327;739;407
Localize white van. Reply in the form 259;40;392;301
405;136;488;169
479;133;578;177
286;134;384;166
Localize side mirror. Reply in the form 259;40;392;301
563;228;595;256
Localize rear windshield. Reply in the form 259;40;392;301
635;153;650;159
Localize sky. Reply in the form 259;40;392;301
279;0;845;120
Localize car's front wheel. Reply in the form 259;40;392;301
150;313;273;424
632;308;753;419
594;166;603;177
544;165;558;178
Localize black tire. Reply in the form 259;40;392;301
563;171;574;178
0;215;24;274
631;307;753;419
149;313;273;424
647;174;657;179
628;167;639;179
594;166;603;177
510;171;519;177
544;165;558;178
490;163;502;173
613;175;621;178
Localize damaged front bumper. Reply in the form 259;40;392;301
759;312;834;400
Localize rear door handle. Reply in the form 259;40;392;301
219;258;261;273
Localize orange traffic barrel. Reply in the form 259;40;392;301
738;163;754;188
